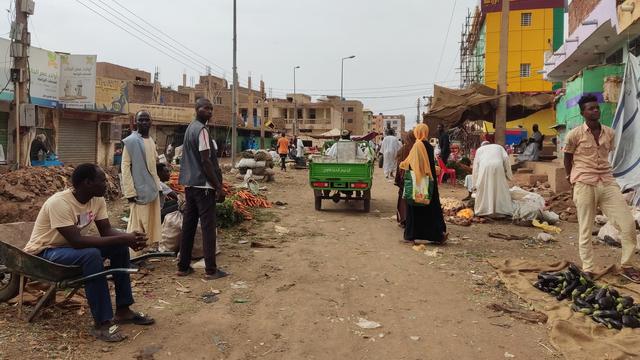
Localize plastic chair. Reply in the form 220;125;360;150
437;157;457;185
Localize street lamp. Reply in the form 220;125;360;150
293;65;300;136
340;55;356;130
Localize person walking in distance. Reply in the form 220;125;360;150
437;124;451;163
121;111;163;252
177;98;228;280
277;132;289;171
564;94;640;282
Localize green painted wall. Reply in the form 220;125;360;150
556;64;624;131
552;8;564;52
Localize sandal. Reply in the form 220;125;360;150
115;312;155;326
91;324;127;343
621;267;640;284
204;269;230;280
176;267;194;277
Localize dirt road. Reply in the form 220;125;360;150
4;165;620;359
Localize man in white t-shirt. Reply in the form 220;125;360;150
24;164;153;342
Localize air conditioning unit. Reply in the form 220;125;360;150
20;0;35;15
101;122;122;143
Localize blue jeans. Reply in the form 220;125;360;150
39;245;134;325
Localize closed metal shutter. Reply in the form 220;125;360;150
58;118;97;165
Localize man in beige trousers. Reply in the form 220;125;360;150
564;94;640;282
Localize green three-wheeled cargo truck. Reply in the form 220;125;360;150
308;141;374;212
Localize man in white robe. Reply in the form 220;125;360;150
472;142;513;217
380;130;401;179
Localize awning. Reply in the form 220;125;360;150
310;128;342;139
352;132;379;141
423;84;554;129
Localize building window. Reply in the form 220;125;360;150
309;108;316;119
519;63;531;78
521;13;532;27
297;109;303;119
347;107;354;113
392;121;398;125
347;119;353;124
264;108;269;119
606;48;623;64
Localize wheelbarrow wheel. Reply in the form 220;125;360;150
314;196;322;211
0;269;20;302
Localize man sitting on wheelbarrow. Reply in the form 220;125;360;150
23;164;155;342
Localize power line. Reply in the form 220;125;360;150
109;0;229;75
269;79;460;93
79;0;212;76
433;0;458;82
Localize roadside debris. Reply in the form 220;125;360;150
356;318;382;329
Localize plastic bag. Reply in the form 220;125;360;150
403;170;434;206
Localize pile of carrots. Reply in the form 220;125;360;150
235;190;272;208
169;173;185;193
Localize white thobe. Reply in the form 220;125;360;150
472;144;513;216
381;135;401;177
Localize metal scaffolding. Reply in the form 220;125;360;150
459;7;483;89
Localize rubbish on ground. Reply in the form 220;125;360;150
276;283;296;292
251;241;276;248
532;219;562;234
601;235;622;248
534;263;640;330
201;292;218;304
412;244;427;253
274;201;287;206
410;336;420;341
487;303;548;324
356;318;382;329
539;210;560;225
446;216;472;226
233;298;250;304
424;249;443;257
456;208;474;219
230;281;249;289
488;233;528;241
275;225;290;235
238;240;249;244
595;215;609;225
536;233;555;243
504;352;515;358
176;286;191;293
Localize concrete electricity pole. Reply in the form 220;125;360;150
231;0;238;163
416;97;421;125
259;79;265;148
495;0;510;146
13;0;32;168
293;65;300;136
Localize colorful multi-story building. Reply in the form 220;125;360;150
462;0;565;136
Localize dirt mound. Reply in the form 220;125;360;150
0;166;121;223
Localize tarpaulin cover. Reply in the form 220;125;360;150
611;54;640;207
424;83;554;129
352;132;379;141
311;128;342;139
489;259;640;360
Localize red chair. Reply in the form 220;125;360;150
437;157;457;185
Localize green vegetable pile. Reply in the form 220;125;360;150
215;198;244;228
534;264;640;330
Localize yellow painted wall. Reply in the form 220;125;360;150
484;8;554;92
484;108;556;135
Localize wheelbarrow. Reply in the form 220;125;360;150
0;222;174;322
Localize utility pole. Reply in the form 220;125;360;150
12;0;32;168
259;79;265;148
293;65;300;136
495;0;510;146
340;55;355;130
416;97;421;125
231;0;238;163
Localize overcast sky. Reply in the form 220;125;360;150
1;0;478;127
